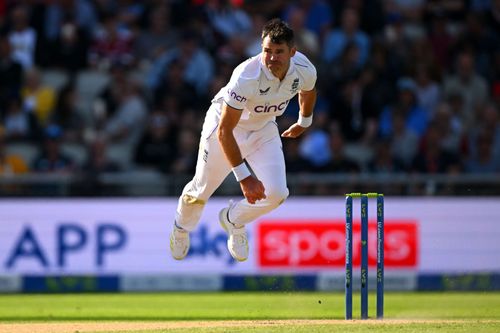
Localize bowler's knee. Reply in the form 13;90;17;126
266;187;289;205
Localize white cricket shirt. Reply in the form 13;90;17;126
208;51;317;132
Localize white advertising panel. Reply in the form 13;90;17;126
0;197;499;275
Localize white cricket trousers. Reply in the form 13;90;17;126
175;120;289;231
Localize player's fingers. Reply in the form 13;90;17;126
258;184;266;199
248;191;264;203
244;193;255;204
247;190;260;203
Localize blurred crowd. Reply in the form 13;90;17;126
1;0;500;180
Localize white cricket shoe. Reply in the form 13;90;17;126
170;226;190;260
219;203;248;262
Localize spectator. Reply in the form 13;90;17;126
245;13;267;57
282;0;333;40
134;5;178;65
39;0;96;67
386;0;426;24
285;6;320;61
283;138;313;173
338;0;385;36
367;41;400;83
2;95;39;141
357;65;392;141
134;110;177;173
170;128;197;175
414;62;441;116
379;77;429;139
446;91;467;133
79;135;121;196
443;51;489;131
428;13;454;69
0;125;29;175
43;0;97;43
326;42;363;86
104;78;147;147
32;124;76;173
0;35;23;111
320;129;360;173
464;132;500;173
390;110;419;169
216;34;249;71
153;59;199;109
368;140;405;174
411;121;462;174
115;0;145;31
467;103;500;164
322;7;370;67
383;14;413;78
21;68;56;127
147;30;214;95
96;62;129;122
454;12;499;79
51;19;89;71
204;0;252;42
298;112;331;169
50;83;86;142
7;5;37;70
88;12;134;70
83;135;120;174
156;93;183;131
328;68;385;143
433;102;463;155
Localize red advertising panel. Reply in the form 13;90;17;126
257;220;418;268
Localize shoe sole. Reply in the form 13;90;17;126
219;208;248;262
170;232;188;260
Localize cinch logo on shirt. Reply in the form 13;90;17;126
228;89;247;103
254;100;290;113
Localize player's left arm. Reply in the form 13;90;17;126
281;87;317;138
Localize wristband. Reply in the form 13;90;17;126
297;113;313;127
232;162;251;182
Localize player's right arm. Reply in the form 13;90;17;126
217;102;266;204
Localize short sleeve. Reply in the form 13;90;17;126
301;64;317;92
293;52;317;92
222;78;252;110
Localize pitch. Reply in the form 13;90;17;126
1;292;499;332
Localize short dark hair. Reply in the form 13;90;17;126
261;18;294;47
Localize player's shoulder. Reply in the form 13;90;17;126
292;51;316;76
233;55;262;81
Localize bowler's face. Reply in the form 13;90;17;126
261;36;296;79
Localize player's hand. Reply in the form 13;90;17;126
240;176;266;204
281;123;307;138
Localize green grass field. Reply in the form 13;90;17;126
1;292;499;333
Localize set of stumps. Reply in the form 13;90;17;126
345;193;384;320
